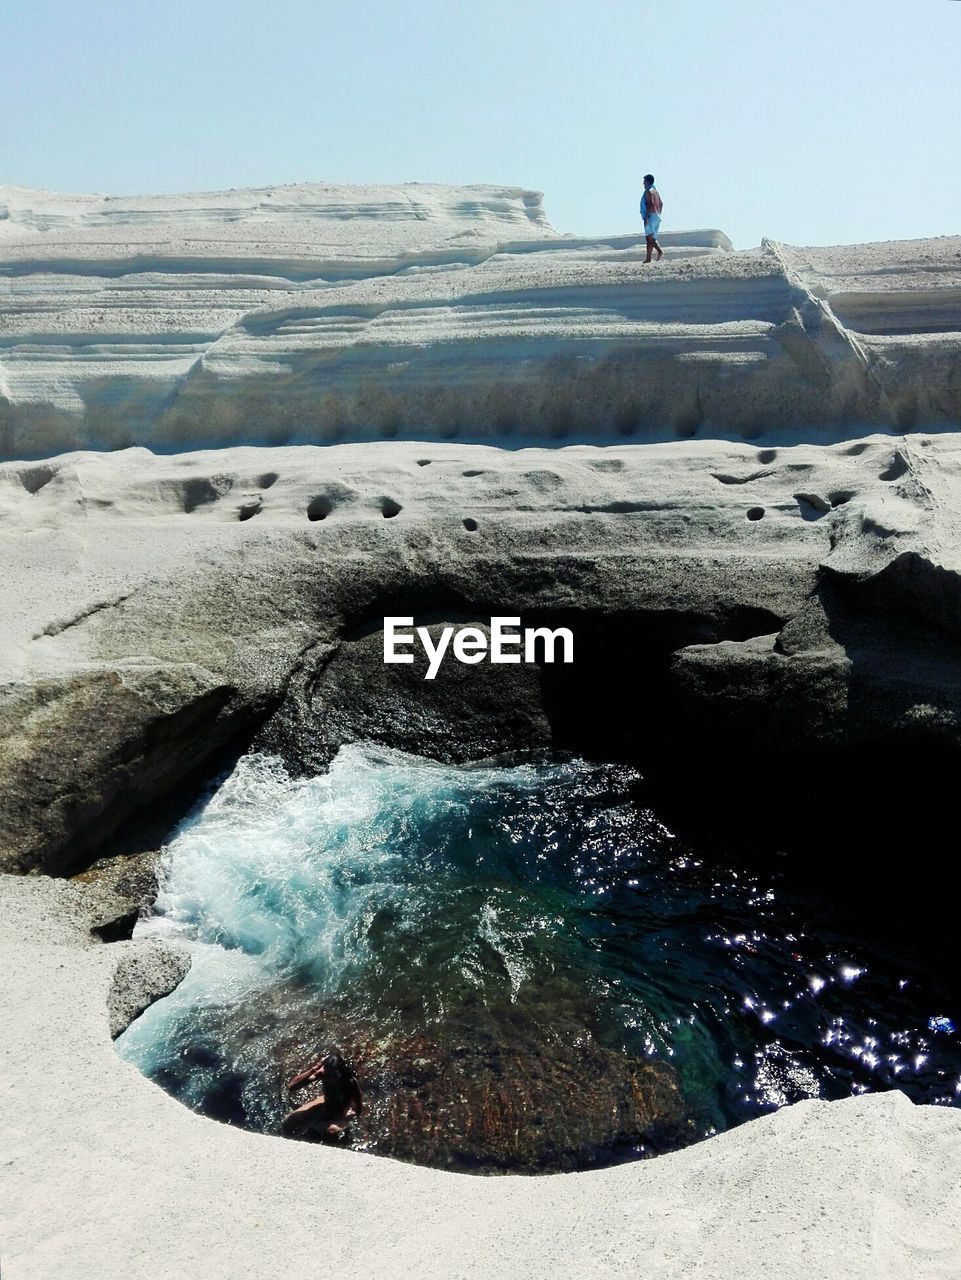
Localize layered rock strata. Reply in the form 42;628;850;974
2;184;960;455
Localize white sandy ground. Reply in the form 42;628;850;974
1;874;960;1280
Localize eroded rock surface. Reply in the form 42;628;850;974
3;436;961;885
2;184;959;454
107;939;190;1039
266;620;554;770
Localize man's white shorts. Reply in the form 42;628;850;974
644;214;661;238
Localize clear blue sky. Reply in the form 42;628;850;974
2;0;959;249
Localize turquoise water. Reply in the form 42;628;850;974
118;745;960;1171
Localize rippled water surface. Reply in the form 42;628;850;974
118;746;961;1172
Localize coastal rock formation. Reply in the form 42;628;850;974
107;939;191;1040
2;183;959;455
2;434;961;921
2;187;960;1274
266;620;554;771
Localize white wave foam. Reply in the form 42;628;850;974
136;743;570;997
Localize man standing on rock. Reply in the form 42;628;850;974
640;174;663;263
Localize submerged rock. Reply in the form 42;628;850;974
192;964;696;1173
278;1020;691;1173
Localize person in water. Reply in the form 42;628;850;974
639;174;663;263
282;1051;364;1140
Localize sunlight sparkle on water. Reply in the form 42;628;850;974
116;745;961;1170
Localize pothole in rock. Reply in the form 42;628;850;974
117;746;961;1175
307;495;334;521
19;463;56;494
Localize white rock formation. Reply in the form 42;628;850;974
3;186;961;1277
2;434;960;876
3;182;956;456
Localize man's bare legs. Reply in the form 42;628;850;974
282;1093;354;1137
643;235;664;263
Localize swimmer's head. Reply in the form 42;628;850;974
322;1051;357;1083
